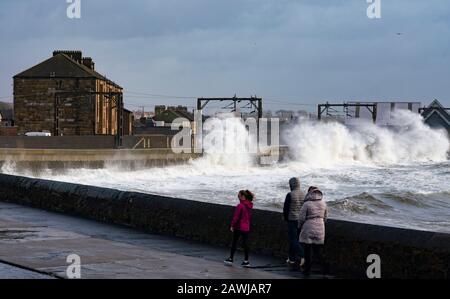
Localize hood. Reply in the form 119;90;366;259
241;199;254;209
306;189;323;201
289;177;301;191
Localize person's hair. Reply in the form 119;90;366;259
308;186;319;193
243;190;254;202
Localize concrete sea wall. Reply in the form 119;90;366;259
0;135;170;149
0;146;289;172
0;173;448;279
0;148;201;173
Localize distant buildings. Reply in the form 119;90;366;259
421;100;450;134
344;101;421;125
153;105;194;127
0;102;14;127
275;110;295;122
0;102;17;136
13;50;132;136
132;110;154;120
133;105;194;136
317;100;450;135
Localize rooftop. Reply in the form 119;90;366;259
14;50;122;89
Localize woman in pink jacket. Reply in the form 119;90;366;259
224;190;254;267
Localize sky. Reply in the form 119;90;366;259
0;0;449;113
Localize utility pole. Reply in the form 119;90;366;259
116;93;124;148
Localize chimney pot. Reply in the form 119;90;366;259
53;50;83;64
82;57;95;70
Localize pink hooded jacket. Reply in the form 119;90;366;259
231;200;253;232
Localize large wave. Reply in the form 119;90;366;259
284;110;449;166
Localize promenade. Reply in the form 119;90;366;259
0;202;327;279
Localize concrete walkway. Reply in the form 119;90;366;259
0;262;53;279
0;202;329;279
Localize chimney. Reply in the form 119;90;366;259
155;105;166;115
53;50;83;64
82;57;95;70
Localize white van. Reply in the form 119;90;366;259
24;132;52;137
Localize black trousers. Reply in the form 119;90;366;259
287;220;304;261
302;243;324;275
230;230;249;261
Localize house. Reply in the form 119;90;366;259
153;105;194;127
133;105;206;136
0;102;14;127
421;100;450;133
13;50;132;136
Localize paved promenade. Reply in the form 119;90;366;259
0;202;328;279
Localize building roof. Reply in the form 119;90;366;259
14;53;122;89
422;99;450;128
427;99;447;109
173;109;195;122
153;109;195;123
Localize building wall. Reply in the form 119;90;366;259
14;78;96;135
94;80;122;135
14;78;56;135
0;127;18;136
0;135;177;149
14;77;123;136
0;135;115;149
123;110;133;136
56;78;96;136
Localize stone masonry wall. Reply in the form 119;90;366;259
14;78;96;135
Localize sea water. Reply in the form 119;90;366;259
2;110;449;232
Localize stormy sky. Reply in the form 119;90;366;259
0;0;449;113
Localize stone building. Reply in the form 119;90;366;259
14;50;132;136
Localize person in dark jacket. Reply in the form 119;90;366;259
283;177;305;265
224;190;254;267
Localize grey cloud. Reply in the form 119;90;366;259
0;0;449;111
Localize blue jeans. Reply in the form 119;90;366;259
287;220;304;261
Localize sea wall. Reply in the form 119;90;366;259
0;135;174;149
0;148;200;173
0;173;448;279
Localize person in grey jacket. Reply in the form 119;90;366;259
298;186;328;276
283;177;305;264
